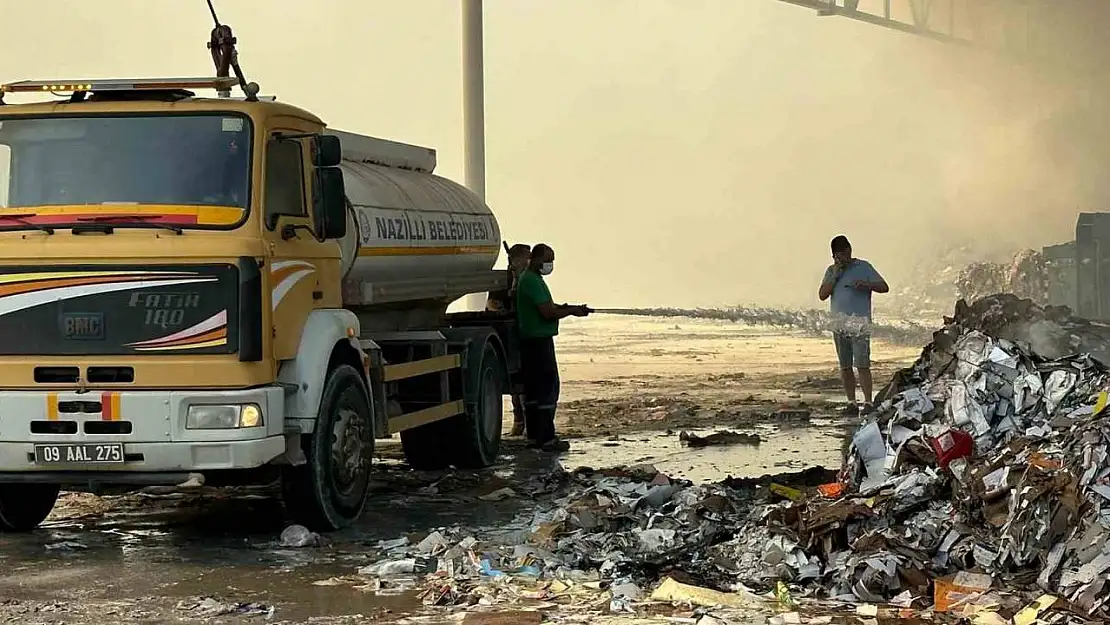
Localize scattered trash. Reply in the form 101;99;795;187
678;430;761;447
935;572;993;613
279;524;320;548
358;558;434;577
312;576;360;587
768;483;805;502
376;537;410;550
44;541;87;551
460;611;543;625
774;408;812;421
174;596;274;618
479;487;518;502
346;465;777;613
649;577;757;609
767;612;801;625
1014;595;1058;625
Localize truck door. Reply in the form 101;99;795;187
262;126;343;361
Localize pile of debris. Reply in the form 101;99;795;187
734;294;1110;620
954;261;1009;306
350;465;760;610
890;246;1063;320
331;467;849;620
890;244;992;320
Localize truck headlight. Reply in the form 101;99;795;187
186;404;264;429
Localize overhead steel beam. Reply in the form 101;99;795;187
777;0;1110;80
777;0;975;47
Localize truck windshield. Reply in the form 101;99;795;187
0;113;251;228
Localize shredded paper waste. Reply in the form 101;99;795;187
739;294;1110;622
335;295;1110;624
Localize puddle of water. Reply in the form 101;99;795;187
563;426;848;482
0;529;423;620
167;564;423;620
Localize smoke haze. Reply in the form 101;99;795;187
0;0;1106;309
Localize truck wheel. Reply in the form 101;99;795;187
399;342;505;470
282;364;374;531
448;342;504;469
0;484;60;532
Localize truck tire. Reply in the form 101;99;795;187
400;342;505;470
0;484;59;532
282;364;374;531
447;342;505;468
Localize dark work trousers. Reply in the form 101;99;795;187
519;337;560;444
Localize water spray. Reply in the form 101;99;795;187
592;306;932;346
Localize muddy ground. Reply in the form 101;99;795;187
0;315;921;624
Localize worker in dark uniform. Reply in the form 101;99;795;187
515;243;591;452
486;243;531;436
486;243;531;313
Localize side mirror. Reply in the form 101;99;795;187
313;167;347;240
312;134;342;167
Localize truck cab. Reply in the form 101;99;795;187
0;77;511;531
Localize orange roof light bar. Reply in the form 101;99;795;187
0;77;239;94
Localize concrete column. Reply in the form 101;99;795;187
462;0;489;311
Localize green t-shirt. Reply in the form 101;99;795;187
516;270;559;338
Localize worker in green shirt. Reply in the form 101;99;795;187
515;243;591;452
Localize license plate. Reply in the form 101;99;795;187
34;443;124;465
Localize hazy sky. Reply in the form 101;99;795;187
1;1;1102;308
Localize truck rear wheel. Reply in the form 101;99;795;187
399;342;505;470
282;364;374;531
0;484;59;532
448;342;504;468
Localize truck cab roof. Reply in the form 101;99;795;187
0;76;324;126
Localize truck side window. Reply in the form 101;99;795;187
264;137;306;229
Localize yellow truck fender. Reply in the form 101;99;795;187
277;308;369;435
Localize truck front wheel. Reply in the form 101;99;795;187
0;484;60;532
282;364;374;531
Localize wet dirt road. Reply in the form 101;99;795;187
0;315;919;624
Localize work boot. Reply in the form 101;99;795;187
526;437;570;453
838;403;859;417
539;438;570;453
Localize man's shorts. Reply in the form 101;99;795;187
833;332;871;369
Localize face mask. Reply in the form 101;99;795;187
539;262;554;276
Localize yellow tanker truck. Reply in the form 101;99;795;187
0;73;517;531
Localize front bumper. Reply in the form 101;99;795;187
0;386;286;474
